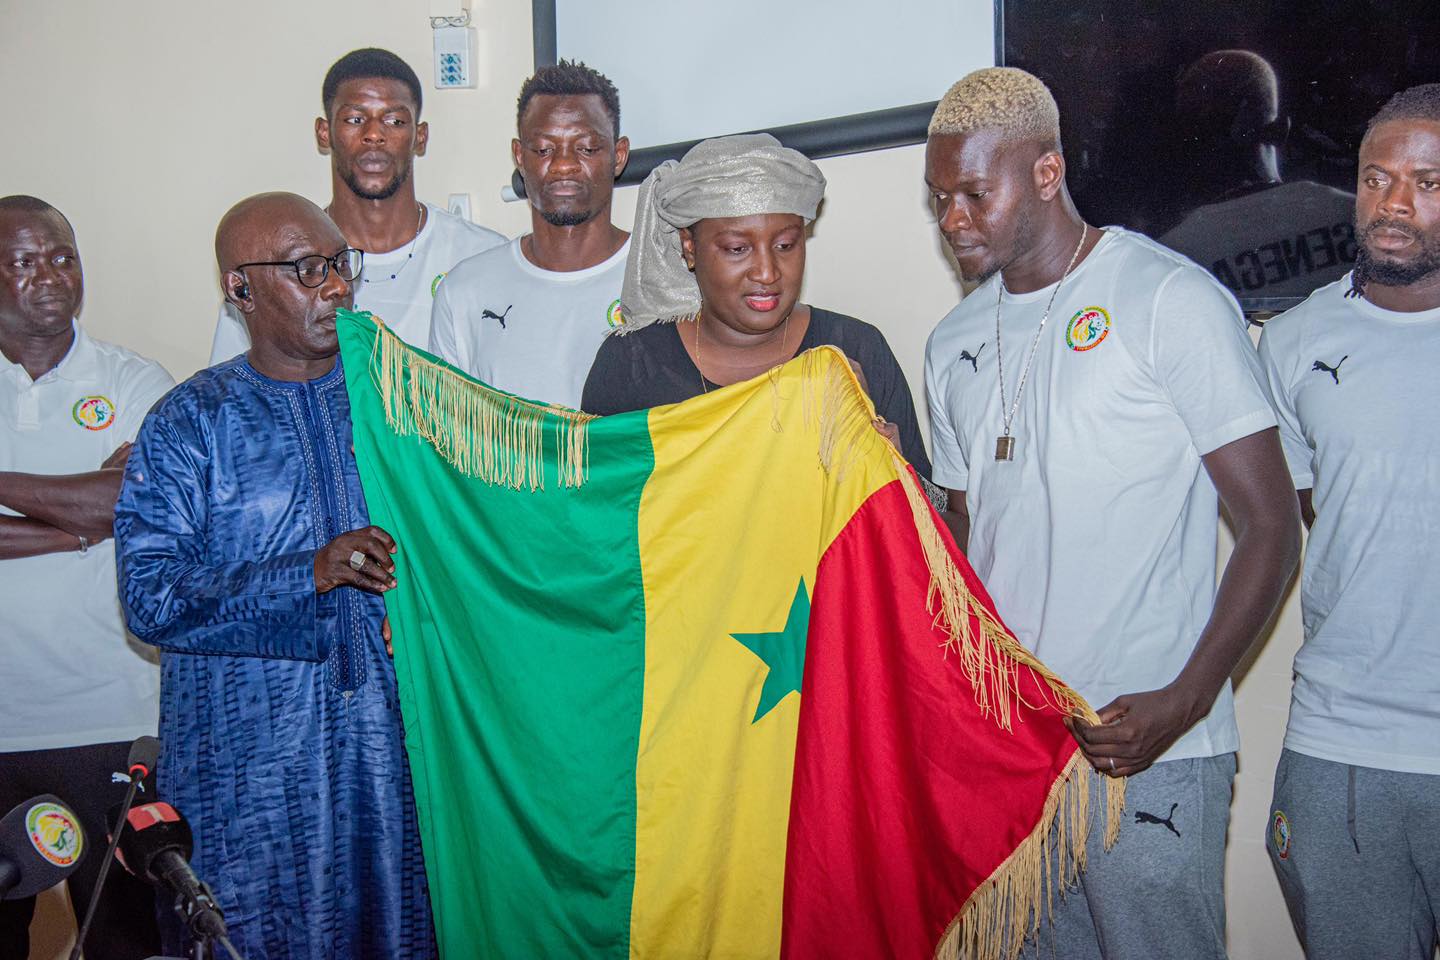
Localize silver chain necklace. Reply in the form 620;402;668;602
993;223;1087;462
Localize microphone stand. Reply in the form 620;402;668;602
185;923;245;960
68;771;143;960
174;877;238;960
186;934;239;960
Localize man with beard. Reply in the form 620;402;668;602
116;193;435;958
923;68;1300;959
0;195;170;960
1258;84;1440;959
209;48;504;360
429;60;629;408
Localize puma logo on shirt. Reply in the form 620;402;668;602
1311;355;1348;384
1134;802;1181;838
959;343;986;373
482;305;513;329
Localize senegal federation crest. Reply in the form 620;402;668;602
606;299;625;329
1065;306;1111;352
1271;810;1291;860
72;395;116;431
27;802;82;867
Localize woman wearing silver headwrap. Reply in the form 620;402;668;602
581;133;933;480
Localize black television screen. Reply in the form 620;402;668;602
1000;0;1440;312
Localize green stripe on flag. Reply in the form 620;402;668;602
338;315;653;957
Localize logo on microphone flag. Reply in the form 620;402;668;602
128;802;181;830
26;802;82;867
336;309;1124;960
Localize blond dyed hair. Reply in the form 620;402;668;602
928;67;1061;148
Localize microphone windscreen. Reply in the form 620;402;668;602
115;802;192;885
126;736;161;778
0;795;86;901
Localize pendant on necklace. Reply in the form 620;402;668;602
995;435;1016;462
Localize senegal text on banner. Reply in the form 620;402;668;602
336;309;1124;960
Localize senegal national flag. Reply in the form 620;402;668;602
336;310;1122;960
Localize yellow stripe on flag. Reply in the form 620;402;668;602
629;352;899;957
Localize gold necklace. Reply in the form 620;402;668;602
694;309;791;395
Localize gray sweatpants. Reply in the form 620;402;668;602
1267;749;1440;959
1024;754;1235;960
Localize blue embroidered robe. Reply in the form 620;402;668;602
114;357;435;959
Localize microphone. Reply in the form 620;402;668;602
115;801;229;943
0;795;86;900
69;734;161;960
125;735;161;783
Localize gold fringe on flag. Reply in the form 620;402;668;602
934;754;1119;960
801;346;1126;960
356;310;594;490
896;461;1126;959
357;323;1125;959
802;347;882;484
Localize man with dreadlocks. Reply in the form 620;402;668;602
1258;84;1440;960
922;67;1300;959
430;60;630;408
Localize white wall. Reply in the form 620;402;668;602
3;2;1303;958
3;0;539;375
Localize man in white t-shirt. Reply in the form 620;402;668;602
430;61;630;409
0;197;173;960
1258;85;1440;960
209;48;504;361
923;69;1300;959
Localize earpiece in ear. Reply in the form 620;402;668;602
235;282;250;299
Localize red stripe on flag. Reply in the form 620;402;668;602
781;478;1081;958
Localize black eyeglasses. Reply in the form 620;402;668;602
234;248;364;288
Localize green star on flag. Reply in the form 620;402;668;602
731;579;811;723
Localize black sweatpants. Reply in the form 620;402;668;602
0;741;160;960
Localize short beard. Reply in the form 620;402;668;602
967;203;1035;286
340;162;410;202
969;263;1002;286
539;208;595;228
1354;227;1440;288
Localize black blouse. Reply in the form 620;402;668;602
581;307;934;480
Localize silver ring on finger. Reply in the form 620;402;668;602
349;550;367;572
1108;757;1116;773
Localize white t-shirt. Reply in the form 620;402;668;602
0;324;175;751
1258;276;1440;774
209;203;506;363
925;228;1276;762
429;237;629;409
1160;181;1357;301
